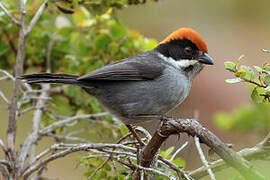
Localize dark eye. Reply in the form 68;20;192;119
184;46;193;55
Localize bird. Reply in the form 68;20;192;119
21;28;213;143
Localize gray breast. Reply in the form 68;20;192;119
93;66;191;124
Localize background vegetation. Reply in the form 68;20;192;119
0;0;270;179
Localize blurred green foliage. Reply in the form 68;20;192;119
0;0;158;117
215;56;270;134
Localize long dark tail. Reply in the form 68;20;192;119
20;73;83;86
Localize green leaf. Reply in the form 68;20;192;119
235;55;244;68
240;65;255;80
172;158;186;168
234;71;246;78
254;66;263;72
225;78;242;84
163;146;174;159
95;34;111;50
119;124;129;135
72;7;94;27
224;61;236;72
251;88;261;103
110;22;127;40
264;75;270;86
0;41;9;56
262;62;269;70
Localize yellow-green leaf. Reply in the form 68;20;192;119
251;88;261;103
73;7;93;27
235;71;246;78
224;61;236;72
172;158;186;168
163;146;174;159
254;66;263;72
264;75;270;86
225;78;242;84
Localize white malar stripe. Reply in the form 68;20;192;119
158;53;198;69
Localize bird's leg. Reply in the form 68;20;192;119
126;124;145;147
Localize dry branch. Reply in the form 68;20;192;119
140;117;266;180
6;2;26;176
0;2;20;26
190;132;270;179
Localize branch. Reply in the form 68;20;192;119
18;33;55;173
190;132;270;179
6;0;26;169
39;112;108;135
0;164;8;180
117;158;177;179
194;136;216;180
24;0;49;37
22;143;137;178
0;2;20;26
140;117;266;180
0;90;9;104
170;141;189;161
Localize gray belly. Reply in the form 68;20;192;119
92;68;191;124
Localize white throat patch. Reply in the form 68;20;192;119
158;53;198;69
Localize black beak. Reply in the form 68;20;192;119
198;53;214;65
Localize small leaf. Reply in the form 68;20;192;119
235;55;244;68
225;78;242;83
254;66;263;72
264;75;270;86
234;71;246;78
163;146;174;159
265;86;270;92
0;41;9;56
110;22;127;40
172;158;186;168
240;65;254;80
95;34;111;50
224;61;236;72
251;88;261;103
119;124;129;135
72;7;93;27
262;62;269;70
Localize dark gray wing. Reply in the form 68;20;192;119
77;52;165;81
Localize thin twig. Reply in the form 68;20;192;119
0;69;15;81
261;49;270;53
170;141;189;161
0;2;20;26
117;158;177;179
23;143;137;178
190;132;270;179
40;112;108;135
0;164;8;180
0;160;10;167
158;156;191;180
24;0;49;37
0;90;9;104
87;158;110;180
46;133;89;143
0;139;7;153
194;136;216;180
